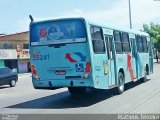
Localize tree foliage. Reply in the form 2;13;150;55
143;23;160;51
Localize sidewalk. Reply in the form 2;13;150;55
154;59;160;63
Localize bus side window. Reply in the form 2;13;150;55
113;31;123;53
109;36;114;59
142;36;148;53
105;36;111;59
130;38;136;57
104;35;114;60
136;35;143;53
109;35;114;59
121;32;131;53
90;26;106;54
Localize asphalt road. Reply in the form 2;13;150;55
0;63;160;116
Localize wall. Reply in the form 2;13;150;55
0;60;4;67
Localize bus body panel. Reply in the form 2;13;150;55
91;54;109;89
116;54;131;83
30;18;94;88
148;40;154;74
30;44;94;88
136;53;149;79
129;34;137;80
30;43;90;79
29;17;153;91
103;28;116;88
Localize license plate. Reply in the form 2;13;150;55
55;70;66;75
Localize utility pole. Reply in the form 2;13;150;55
128;0;132;29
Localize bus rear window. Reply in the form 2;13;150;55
30;19;86;46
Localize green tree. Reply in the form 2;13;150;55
143;23;160;51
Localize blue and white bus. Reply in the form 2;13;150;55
29;17;154;95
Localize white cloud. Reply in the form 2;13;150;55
131;0;160;28
17;18;30;32
18;0;160;32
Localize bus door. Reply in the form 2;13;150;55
148;41;154;73
91;26;108;89
130;35;137;80
104;34;116;87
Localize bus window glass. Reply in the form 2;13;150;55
90;27;94;40
136;35;143;52
104;35;114;59
94;27;103;40
109;36;114;59
30;20;87;45
90;26;105;54
114;31;122;53
142;36;148;53
122;32;131;52
105;36;111;59
130;38;136;57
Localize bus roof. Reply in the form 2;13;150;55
30;17;149;37
85;18;149;37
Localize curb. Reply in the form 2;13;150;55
18;73;31;76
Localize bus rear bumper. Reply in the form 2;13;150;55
32;79;94;89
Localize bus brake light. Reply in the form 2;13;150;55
33;69;37;75
31;64;37;75
85;67;90;73
31;64;35;71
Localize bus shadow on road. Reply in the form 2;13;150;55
7;80;150;109
7;89;116;109
125;78;151;91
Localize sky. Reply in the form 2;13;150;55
0;0;160;34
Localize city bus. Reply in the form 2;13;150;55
29;17;154;95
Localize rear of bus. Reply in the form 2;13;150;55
29;18;93;92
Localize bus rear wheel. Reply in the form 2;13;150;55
141;68;148;82
68;87;87;96
116;72;125;95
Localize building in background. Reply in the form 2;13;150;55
0;31;30;73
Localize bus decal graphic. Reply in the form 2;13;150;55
137;54;143;77
65;53;78;63
74;52;86;62
33;51;40;60
33;51;49;61
65;52;86;63
127;54;135;80
47;25;64;40
75;63;84;72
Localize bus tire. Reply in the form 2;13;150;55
142;67;148;82
68;87;87;96
116;72;125;95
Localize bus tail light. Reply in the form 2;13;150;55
85;67;90;73
31;64;35;72
33;69;37;75
83;62;91;79
85;62;91;73
86;62;91;67
31;64;40;80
